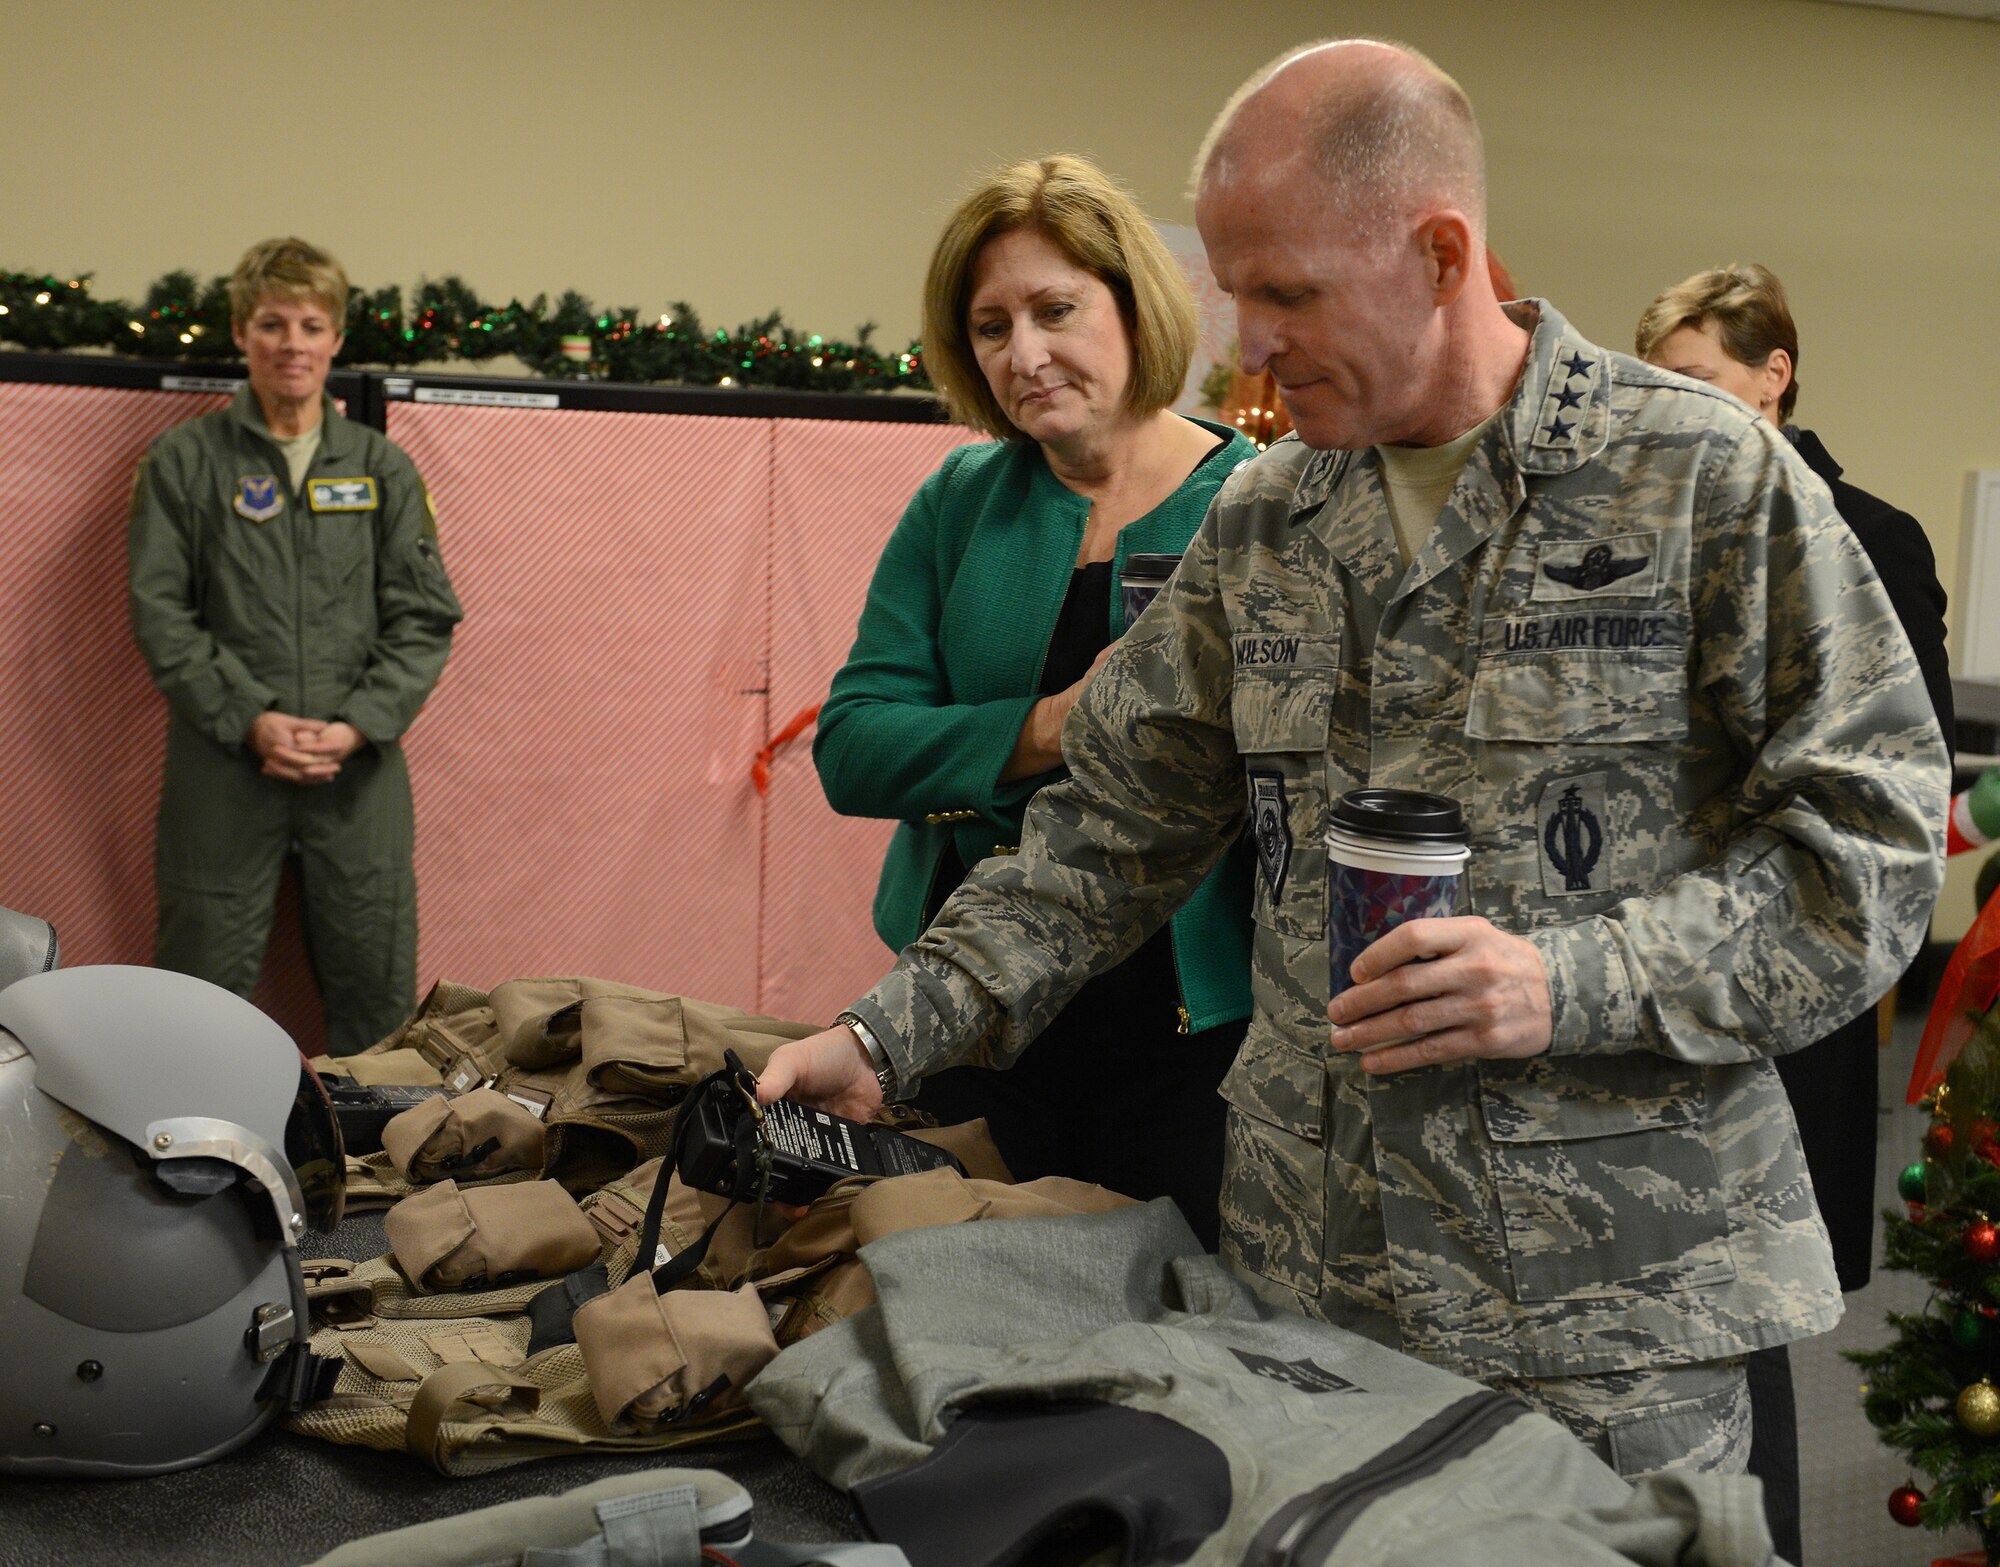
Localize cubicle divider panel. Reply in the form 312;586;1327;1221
386;400;772;1010
0;379;326;1050
760;418;983;1023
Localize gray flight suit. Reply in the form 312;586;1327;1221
837;300;1949;1463
129;386;463;1053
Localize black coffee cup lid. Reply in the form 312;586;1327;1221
1330;788;1467;844
1121;553;1182;577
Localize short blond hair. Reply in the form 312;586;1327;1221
921;156;1197;439
228;237;349;328
1635;263;1800;421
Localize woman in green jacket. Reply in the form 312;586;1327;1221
814;156;1255;1247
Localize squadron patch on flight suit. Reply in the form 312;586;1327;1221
1249;771;1292;902
233;474;284;523
1533;532;1658;601
308;476;380;512
1229;1348;1357;1395
1539;772;1609;896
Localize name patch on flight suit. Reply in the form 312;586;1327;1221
1248;771;1292;901
308;476;380;512
233;474;284;523
1229;1348;1356;1395
1533;532;1659;601
1539;771;1609;896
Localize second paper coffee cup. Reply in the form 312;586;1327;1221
1325;788;1470;1003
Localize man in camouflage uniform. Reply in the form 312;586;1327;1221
759;42;1947;1474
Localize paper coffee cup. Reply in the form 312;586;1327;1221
1325;789;1469;1006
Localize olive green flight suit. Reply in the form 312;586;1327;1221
129;386;463;1052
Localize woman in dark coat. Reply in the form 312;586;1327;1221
1639;262;1953;1565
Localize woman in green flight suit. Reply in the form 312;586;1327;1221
128;237;463;1053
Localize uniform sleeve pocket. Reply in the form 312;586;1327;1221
1466;651;1687;743
1475;1056;1734;1304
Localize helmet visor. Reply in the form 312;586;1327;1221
285;1056;346;1232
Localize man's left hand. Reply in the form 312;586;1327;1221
1327;915;1552;1074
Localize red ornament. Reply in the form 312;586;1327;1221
1927;1122;1956;1156
1968;1219;2000;1263
1979;1137;2000;1169
1888;1483;1924;1526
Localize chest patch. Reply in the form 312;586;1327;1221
233;474;284;523
1248;771;1292;902
1229;1348;1356;1395
1539;772;1609;897
308;476;379;512
1532;532;1659;601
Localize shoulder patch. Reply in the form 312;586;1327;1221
233;474;284;523
308;476;380;512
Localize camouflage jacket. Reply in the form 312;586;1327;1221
845;300;1949;1378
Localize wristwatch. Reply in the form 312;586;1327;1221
835;1010;904;1104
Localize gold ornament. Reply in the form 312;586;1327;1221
1959;1379;2000;1437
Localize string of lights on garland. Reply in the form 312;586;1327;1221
1848;1000;2000;1560
0;270;929;393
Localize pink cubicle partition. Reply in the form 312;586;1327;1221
0;373;975;1054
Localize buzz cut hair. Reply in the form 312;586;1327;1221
1193;38;1486;248
228;237;350;329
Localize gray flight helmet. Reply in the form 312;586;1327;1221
0;965;344;1476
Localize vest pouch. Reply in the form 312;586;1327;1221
385;1178;602;1294
574;1277;779;1434
316;1048;443;1088
491;977;592;1070
381;1087;547;1182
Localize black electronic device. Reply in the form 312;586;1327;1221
675;1052;962;1207
325;1081;452;1155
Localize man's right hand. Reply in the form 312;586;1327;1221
247;711;342;785
755;1025;885;1123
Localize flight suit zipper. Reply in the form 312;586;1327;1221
1243;1390;1527;1565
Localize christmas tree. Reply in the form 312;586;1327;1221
1850;995;2000;1558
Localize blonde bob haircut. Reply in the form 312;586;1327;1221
228;237;350;330
1635;263;1800;422
922;155;1198;440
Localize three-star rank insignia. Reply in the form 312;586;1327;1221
233;474;284;523
1539;772;1608;896
1532;344;1599;452
307;476;379;512
1248;770;1292;902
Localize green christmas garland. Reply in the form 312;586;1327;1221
0;269;929;394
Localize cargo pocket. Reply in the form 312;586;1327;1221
384;1178;602;1293
1231;673;1332;941
574;1277;778;1433
380;1087;546;1182
1216;1033;1326;1304
1477;1057;1734;1304
1605;1364;1751;1478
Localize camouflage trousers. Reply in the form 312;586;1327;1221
1302;1290;1751;1478
1216;1063;1752;1479
1488;1357;1752;1478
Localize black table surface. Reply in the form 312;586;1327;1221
0;1214;859;1567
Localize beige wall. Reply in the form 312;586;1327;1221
8;0;1997;925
